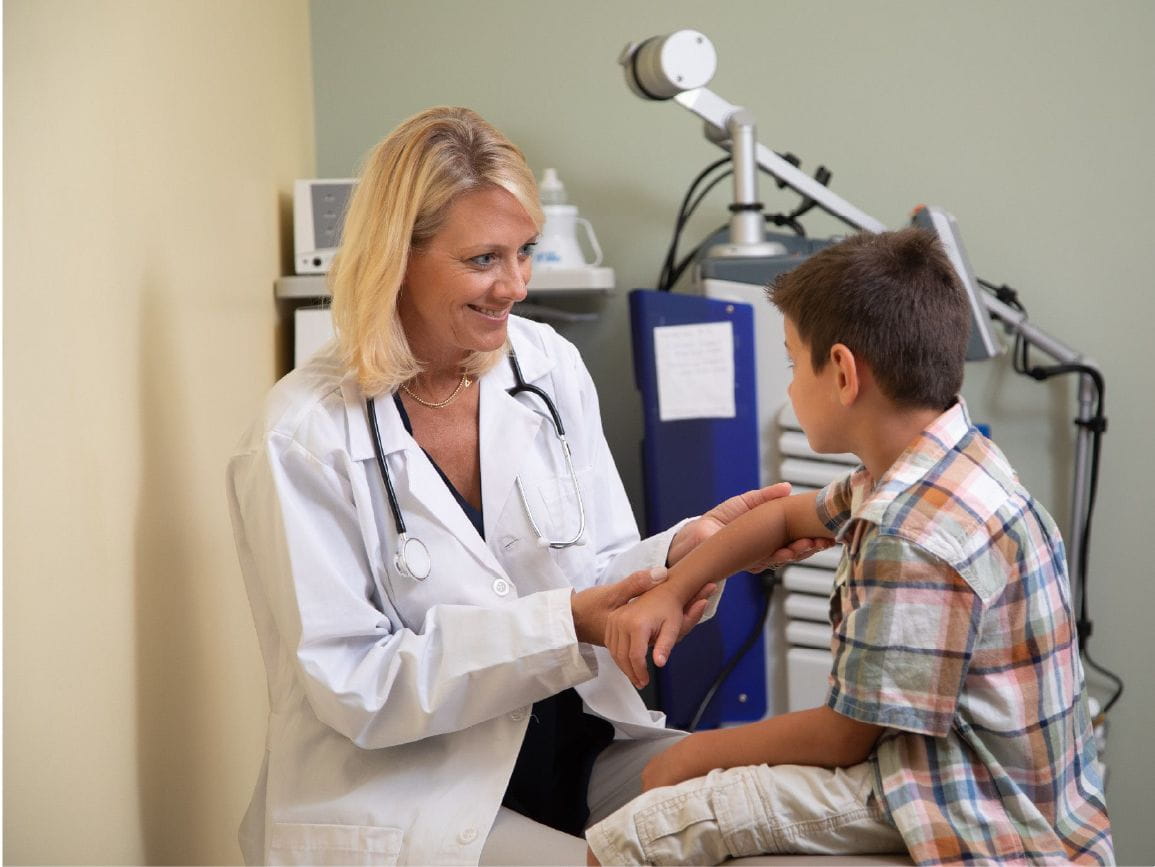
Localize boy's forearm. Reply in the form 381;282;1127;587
662;498;790;605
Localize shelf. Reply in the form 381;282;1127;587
275;275;328;299
276;266;615;300
527;266;615;293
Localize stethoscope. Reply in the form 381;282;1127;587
366;350;587;581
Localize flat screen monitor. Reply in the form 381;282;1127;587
910;204;1001;361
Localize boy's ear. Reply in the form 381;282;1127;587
829;343;860;407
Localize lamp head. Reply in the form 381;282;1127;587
619;30;717;100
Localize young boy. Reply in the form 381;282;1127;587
586;229;1113;865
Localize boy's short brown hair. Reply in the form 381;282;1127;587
768;228;970;409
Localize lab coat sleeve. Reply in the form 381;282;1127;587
229;431;599;751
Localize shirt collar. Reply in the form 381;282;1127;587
850;398;974;522
905;397;973;462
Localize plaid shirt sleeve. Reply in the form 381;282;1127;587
815;470;857;532
827;531;984;737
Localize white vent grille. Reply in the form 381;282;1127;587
775;404;855;711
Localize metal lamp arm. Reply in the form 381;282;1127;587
674;87;887;234
674;87;1096;381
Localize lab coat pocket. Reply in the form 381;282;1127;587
268;822;403;866
531;465;593;545
532;465;596;580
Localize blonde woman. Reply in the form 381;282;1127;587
227;106;816;866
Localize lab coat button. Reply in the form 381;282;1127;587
492;578;511;596
458;828;478;844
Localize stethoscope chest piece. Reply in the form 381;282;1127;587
395;533;431;581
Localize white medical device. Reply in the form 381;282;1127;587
620;30;1109;721
911;205;1001;360
619;29;1098;570
293;178;357;274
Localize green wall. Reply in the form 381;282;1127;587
309;2;1154;862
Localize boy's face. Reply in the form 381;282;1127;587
784;318;844;454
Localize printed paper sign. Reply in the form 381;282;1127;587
653;321;736;421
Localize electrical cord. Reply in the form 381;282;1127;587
665;223;728;292
781;165;831;227
662;205;814;293
659;156;731;292
1022;360;1120;717
658;154;831;292
688;570;777;731
684;171;734;232
660;171;736;291
977;278;1123;717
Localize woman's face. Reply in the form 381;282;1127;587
399;185;538;368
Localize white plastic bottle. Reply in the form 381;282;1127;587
535;168;602;269
539;167;567;205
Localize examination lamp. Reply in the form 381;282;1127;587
619;30;718;101
621;31;785;258
620;29;1104;645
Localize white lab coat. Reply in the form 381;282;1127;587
227;317;688;866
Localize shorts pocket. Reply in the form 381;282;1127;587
269;822;403;866
635;789;730;865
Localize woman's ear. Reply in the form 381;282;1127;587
829;343;860;407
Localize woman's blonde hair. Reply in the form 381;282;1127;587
329;106;543;396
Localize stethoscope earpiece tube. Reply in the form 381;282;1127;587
367;397;431;581
508;350;586;549
507;351;565;436
366;398;406;537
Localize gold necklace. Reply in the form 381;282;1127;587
401;373;472;409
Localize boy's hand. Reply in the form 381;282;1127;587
572;566;676;646
605;584;688;688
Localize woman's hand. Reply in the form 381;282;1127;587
666;482;834;571
571;568;715;647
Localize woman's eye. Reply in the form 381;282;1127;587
469;253;497;267
519;242;538;258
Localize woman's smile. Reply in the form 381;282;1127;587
468;302;513;320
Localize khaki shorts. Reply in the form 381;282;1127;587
480;733;684;866
586;761;904;866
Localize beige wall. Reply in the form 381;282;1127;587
309;1;1154;862
3;1;314;863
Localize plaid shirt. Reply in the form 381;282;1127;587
816;400;1113;865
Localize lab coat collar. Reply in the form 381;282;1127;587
339;322;558;462
341;370;405;462
338;323;559;575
